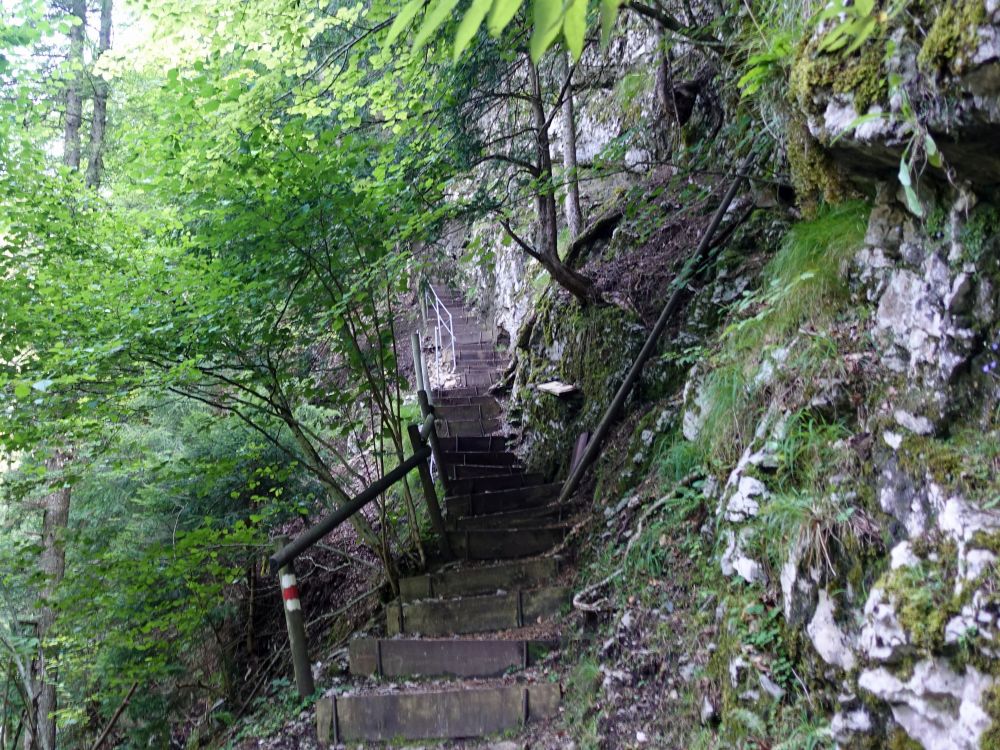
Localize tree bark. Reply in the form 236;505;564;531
561;53;583;240
85;0;113;188
24;452;71;750
526;57;597;304
63;0;86;170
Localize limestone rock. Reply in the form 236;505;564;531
725;476;767;522
807;589;857;671
858;660;994;750
859;588;909;663
720;529;766;585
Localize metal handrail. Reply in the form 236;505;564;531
424;283;456;374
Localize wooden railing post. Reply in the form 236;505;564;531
408;422;453;560
274;535;315;698
417;389;450;496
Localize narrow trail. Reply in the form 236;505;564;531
317;284;575;746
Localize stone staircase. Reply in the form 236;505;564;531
316;285;572;745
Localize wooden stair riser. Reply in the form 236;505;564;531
435;418;502;437
447;473;546;495
434;403;502;421
447;526;567;560
449;502;573;530
348;638;557;678
445;483;562;515
398;557;560;601
386;586;571;636
442;451;519;466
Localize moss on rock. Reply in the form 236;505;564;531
917;0;989;75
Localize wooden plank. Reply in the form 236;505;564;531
442;451;519;466
448;527;567;560
398;558;559;601
321;683;561;742
386;586;571;636
348;638;557;678
447;464;519;480
445;483;563;516
447;473;546;496
450;502;573;530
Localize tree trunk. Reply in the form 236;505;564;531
63;0;86;170
24;452;71;750
561;53;583;240
526;57;597;304
85;0;113;188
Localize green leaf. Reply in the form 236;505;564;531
454;0;493;59
413;0;461;50
488;0;526;36
530;0;562;61
385;0;424;46
925;133;942;168
897;157;912;187
563;0;587;60
14;382;30;399
904;184;924;217
599;0;621;48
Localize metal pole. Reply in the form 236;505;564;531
408;422;453;559
417;389;451;497
275;535;315;698
558;150;760;504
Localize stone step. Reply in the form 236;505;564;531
447;473;546;496
449;501;573;530
399;558;560;601
437;435;510;453
447;526;567;560
435;417;502;437
386;585;571;636
442;451;519;466
316;683;560;743
434;403;502;421
348;637;558;678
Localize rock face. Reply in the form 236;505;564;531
859;661;994;750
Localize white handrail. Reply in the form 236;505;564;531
424;283;456;374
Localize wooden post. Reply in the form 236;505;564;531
408;423;453;560
417;389;450;495
275;536;315;698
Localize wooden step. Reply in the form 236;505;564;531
432;387;489;400
437;435;510;452
442;451;519;466
399;558;560;601
434;403;502;421
447;526;567;560
386;586;571;636
436;417;502;437
433;395;498;406
348;638;558;678
449;501;573;530
316;682;560;743
455;332;489;345
447;464;521;479
447;473;546;496
460;371;497;387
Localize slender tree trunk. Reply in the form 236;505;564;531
85;0;113;188
63;0;86;170
526;57;597;303
561;53;583;240
24;452;71;750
